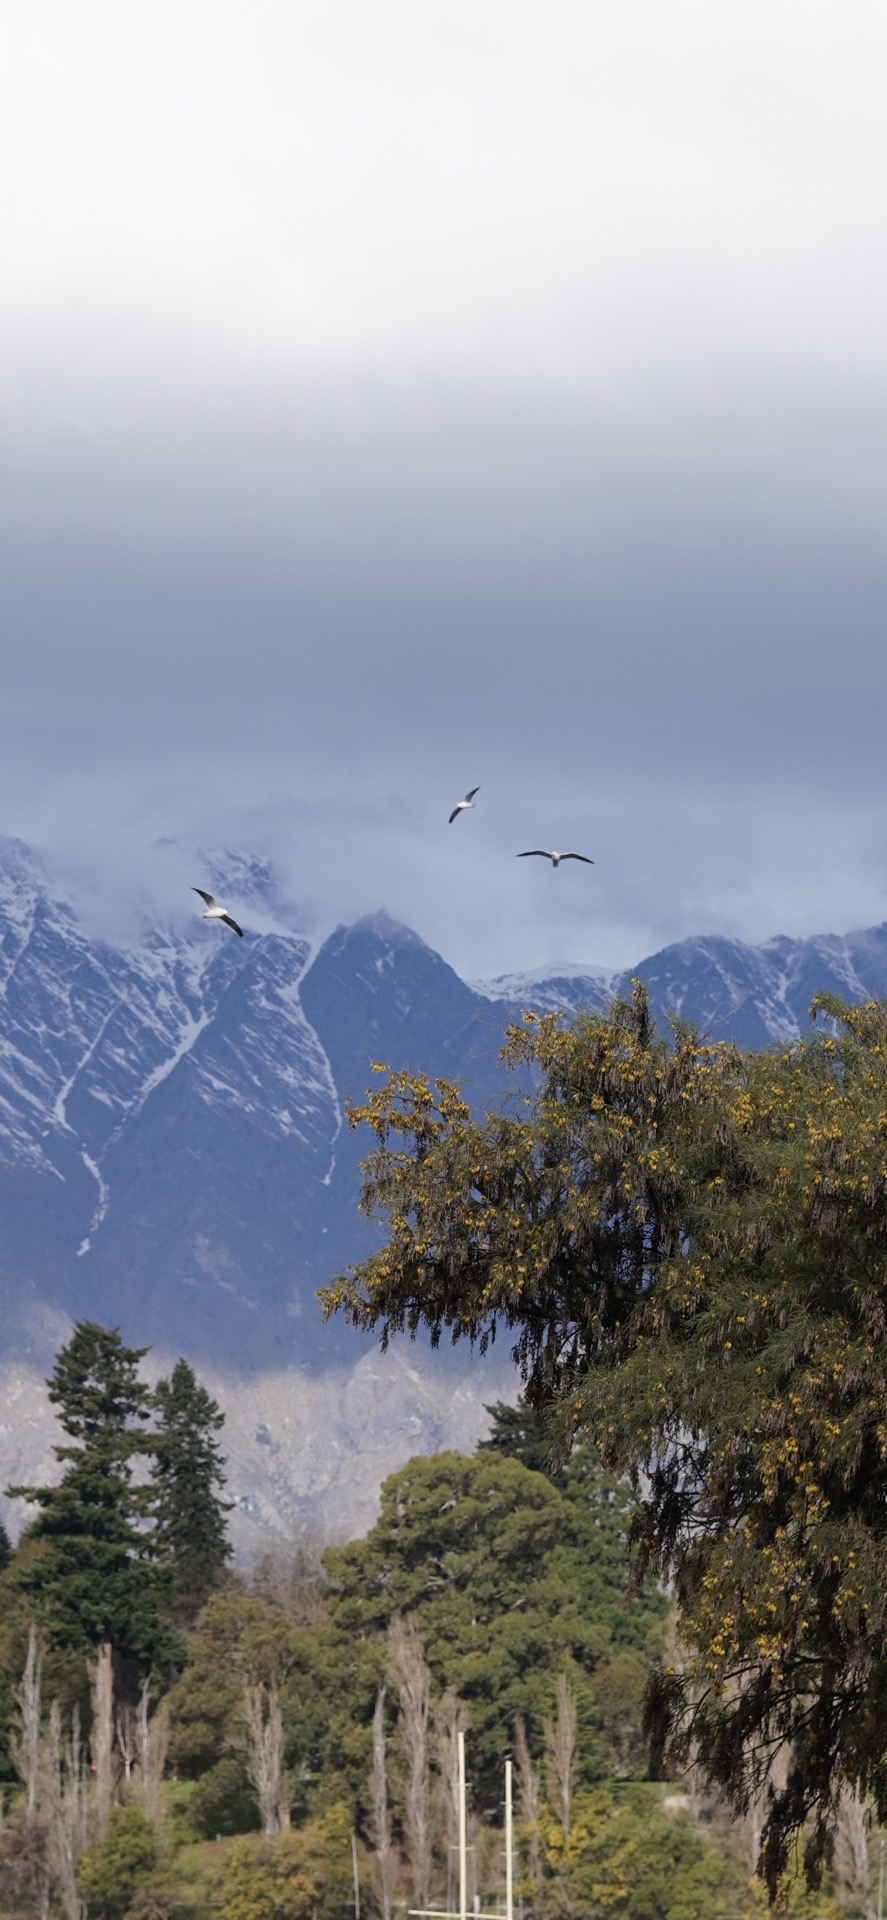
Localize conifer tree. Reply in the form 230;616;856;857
0;1519;11;1572
5;1322;164;1666
150;1359;232;1623
479;1397;566;1483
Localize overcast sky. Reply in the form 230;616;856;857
2;1;887;977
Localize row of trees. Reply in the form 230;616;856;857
0;1373;764;1920
162;1416;666;1826
6;972;887;1906
0;1325;231;1760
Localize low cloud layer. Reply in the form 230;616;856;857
2;3;886;974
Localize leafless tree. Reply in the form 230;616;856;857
250;1536;327;1626
543;1673;577;1840
90;1639;115;1843
116;1705;137;1783
388;1615;432;1908
367;1686;395;1920
514;1715;542;1905
433;1686;469;1911
243;1680;286;1840
44;1702;86;1920
11;1625;43;1819
137;1681;170;1826
0;1805;52;1920
834;1787;873;1920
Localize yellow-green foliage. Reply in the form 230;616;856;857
322;986;887;1894
220;1805;354;1920
77;1803;157;1919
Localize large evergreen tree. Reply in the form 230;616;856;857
150;1358;232;1623
322;987;887;1892
4;1322;165;1666
479;1396;567;1483
323;1446;666;1800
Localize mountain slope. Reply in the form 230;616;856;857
5;837;887;1548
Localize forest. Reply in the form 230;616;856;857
0;1322;866;1920
6;983;887;1917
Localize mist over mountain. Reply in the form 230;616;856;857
4;834;887;1550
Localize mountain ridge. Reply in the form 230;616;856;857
4;837;887;1550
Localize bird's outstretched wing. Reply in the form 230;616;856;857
449;786;480;824
517;850;552;860
220;914;244;937
561;854;594;864
192;887;217;907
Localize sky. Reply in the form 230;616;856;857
2;1;887;979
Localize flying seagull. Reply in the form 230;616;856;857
192;888;244;936
517;850;594;868
449;786;480;824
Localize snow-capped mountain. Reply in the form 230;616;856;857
0;844;518;1376
4;835;887;1550
478;927;887;1049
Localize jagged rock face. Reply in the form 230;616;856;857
480;928;887;1049
4;835;887;1375
0;852;521;1376
4;836;887;1549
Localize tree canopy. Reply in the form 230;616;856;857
323;1445;666;1800
151;1358;232;1622
322;984;887;1891
1;1324;232;1711
5;1323;163;1666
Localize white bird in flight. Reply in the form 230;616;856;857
517;850;594;868
192;888;244;937
449;786;480;824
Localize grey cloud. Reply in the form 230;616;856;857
1;350;886;979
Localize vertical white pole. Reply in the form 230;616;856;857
505;1759;514;1920
459;1729;467;1920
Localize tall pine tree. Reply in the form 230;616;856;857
150;1359;232;1624
5;1323;166;1666
479;1397;568;1484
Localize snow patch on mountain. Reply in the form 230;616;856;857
472;964;619;1013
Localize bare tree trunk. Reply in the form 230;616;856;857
543;1672;577;1840
44;1702;86;1920
136;1676;151;1805
12;1623;42;1816
388;1616;432;1909
745;1739;790;1876
116;1706;136;1783
90;1639;115;1843
514;1715;542;1909
243;1681;284;1840
368;1686;395;1920
434;1687;468;1914
140;1688;170;1827
835;1787;873;1920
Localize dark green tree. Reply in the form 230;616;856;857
0;1520;11;1572
165;1589;301;1779
479;1397;567;1483
322;987;887;1893
323;1446;666;1801
150;1358;232;1623
4;1322;166;1667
